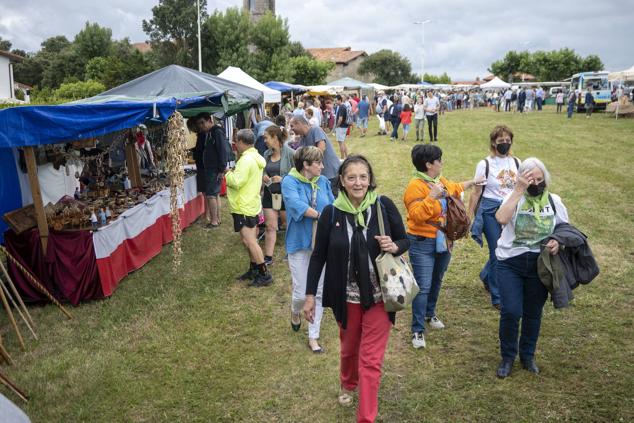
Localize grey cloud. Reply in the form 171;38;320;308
1;0;632;79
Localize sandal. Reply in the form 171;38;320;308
308;338;324;354
338;387;354;406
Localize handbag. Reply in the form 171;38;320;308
374;196;419;312
271;193;282;211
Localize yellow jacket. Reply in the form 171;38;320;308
225;147;266;216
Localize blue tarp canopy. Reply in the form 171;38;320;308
264;81;308;94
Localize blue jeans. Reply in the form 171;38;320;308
567;103;575;118
497;252;548;361
479;198;502;306
408;235;451;333
390;120;401;139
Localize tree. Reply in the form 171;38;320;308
74;22;113;61
201;7;251;74
289;56;334;85
54;80;106;100
143;0;207;68
0;37;11;51
422;72;451;84
248;12;293;82
11;49;27;57
359;49;417;86
41;36;71;54
581;55;604;72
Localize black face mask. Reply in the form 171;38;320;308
526;181;546;197
496;143;511;155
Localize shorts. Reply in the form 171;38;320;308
358;117;368;129
335;127;348;142
203;169;221;197
402;123;411;131
262;188;286;210
232;213;259;232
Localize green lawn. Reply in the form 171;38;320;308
3;107;633;422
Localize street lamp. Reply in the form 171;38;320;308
414;19;431;82
197;0;202;72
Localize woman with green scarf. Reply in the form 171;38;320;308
304;155;409;422
494;157;569;378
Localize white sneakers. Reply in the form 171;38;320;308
412;332;426;349
427;316;445;330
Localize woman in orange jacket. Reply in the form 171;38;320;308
404;144;483;349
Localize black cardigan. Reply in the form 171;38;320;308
306;196;410;329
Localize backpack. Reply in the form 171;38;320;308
443;195;471;241
483;156;520;180
344;102;355;125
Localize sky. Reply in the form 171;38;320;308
1;0;632;80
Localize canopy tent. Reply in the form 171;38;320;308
76;64;263;118
327;77;371;90
218;66;281;104
307;85;343;96
368;82;389;91
393;83;425;90
609;65;634;82
418;81;433;86
264;81;307;94
480;77;511;90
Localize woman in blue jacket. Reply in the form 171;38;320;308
281;146;335;353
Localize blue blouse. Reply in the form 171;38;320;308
281;174;334;254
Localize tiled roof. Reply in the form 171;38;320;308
132;42;152;54
306;47;367;64
0;50;24;62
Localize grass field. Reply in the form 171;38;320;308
2;107;633;422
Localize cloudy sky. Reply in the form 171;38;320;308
1;0;632;80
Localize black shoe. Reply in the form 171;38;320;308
237;268;256;281
291;311;301;332
521;358;540;374
249;272;273;287
496;359;514;378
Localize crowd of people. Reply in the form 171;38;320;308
189;100;594;422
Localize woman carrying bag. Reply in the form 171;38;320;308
304;155;409;423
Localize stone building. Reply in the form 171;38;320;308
306;47;368;82
243;0;275;21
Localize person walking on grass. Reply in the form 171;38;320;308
226;129;272;287
585;88;595;118
282;146;334;353
468;125;521;310
567;90;577;119
304;155;409;423
494;158;569;378
261;125;295;266
555;90;564;114
357;95;370;137
400;103;413;141
335;95;350;159
404;144;483;350
414;96;425;142
424;91;439;142
389;98;402;142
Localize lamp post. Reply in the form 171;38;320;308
197;0;202;72
414;19;431;82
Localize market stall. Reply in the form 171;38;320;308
0;65;264;304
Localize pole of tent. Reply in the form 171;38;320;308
23;147;49;254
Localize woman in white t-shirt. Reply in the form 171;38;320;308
468;125;521;309
494;157;568;378
414;97;425;142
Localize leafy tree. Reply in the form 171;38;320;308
249;12;293;82
489;50;532;82
359;49;417;86
143;0;207;69
288;41;309;58
54;79;105;100
422;72;451;84
41;47;85;88
581;55;604;72
41;36;71;54
0;37;11;51
74;22;113;61
289;56;334;85
10;49;27;57
13;55;47;87
201;7;251;74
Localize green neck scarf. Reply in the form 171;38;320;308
522;190;550;221
413;170;441;184
288;168;320;190
333;190;378;228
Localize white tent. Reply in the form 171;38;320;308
609;65;634;82
218;66;282;104
480;77;511;90
368;82;389;91
307;85;343;95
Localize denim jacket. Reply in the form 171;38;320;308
470;197;502;247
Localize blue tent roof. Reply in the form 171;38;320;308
264;81;307;94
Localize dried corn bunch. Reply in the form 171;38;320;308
166;112;188;272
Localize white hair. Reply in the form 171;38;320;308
518;157;551;186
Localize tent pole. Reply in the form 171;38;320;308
125;130;142;188
23;147;48;254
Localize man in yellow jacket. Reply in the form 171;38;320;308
225;129;272;287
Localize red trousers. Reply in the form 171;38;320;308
339;302;392;423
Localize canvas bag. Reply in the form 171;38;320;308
374;197;419;312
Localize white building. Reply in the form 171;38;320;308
0;50;23;100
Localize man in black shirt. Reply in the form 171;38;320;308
194;112;229;228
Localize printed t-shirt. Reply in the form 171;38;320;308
474;156;521;200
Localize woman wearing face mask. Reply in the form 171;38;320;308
494;158;569;378
303;155;409;422
468;125;521;310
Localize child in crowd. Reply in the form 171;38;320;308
400;103;413;141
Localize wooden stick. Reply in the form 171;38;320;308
0;369;29;403
0;278;37;340
0;259;34;327
0;246;73;320
0;274;25;350
0;334;13;366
